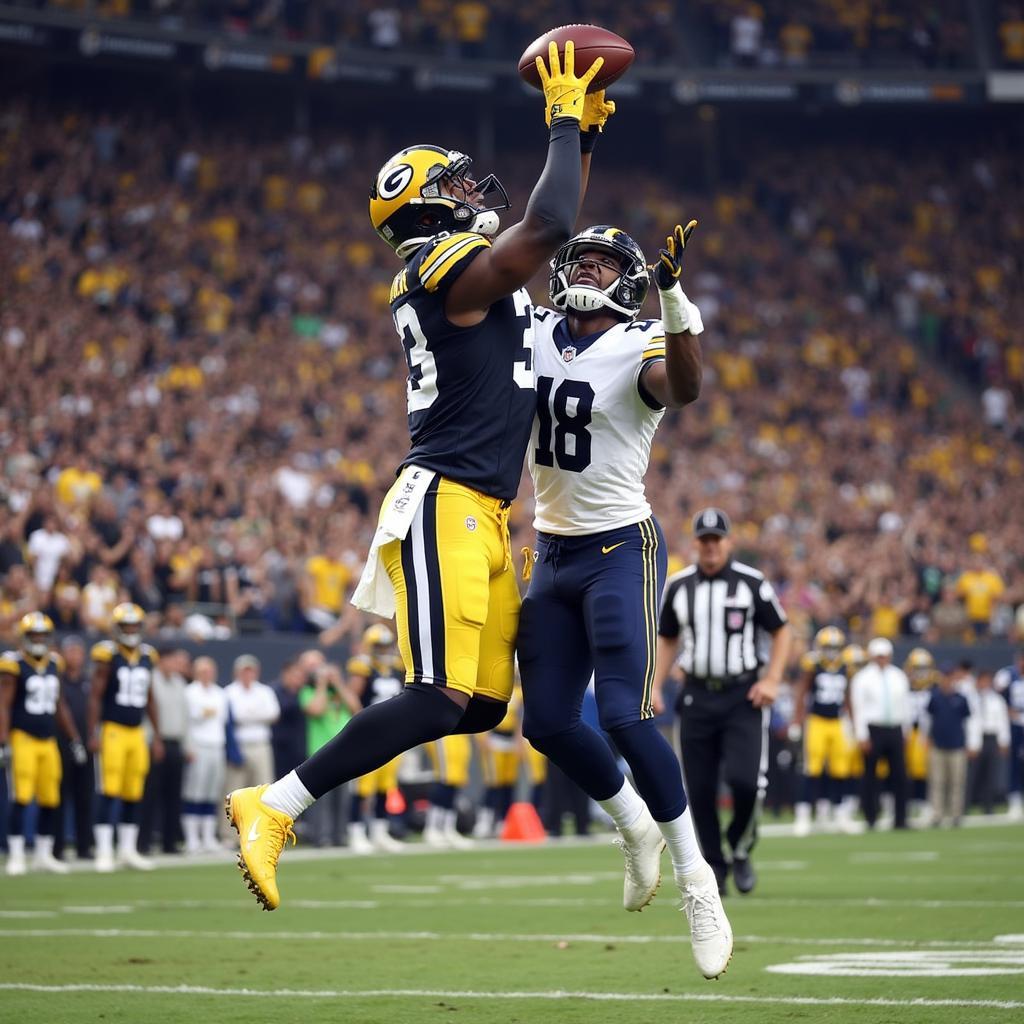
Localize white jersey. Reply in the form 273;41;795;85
528;307;666;534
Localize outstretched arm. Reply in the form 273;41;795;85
641;221;703;409
447;42;604;321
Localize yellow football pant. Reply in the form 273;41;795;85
98;721;149;801
9;729;61;807
381;475;519;702
804;715;854;778
429;734;471;787
355;756;401;798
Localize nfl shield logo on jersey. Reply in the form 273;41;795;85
562;346;576;363
727;610;746;631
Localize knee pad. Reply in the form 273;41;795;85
451;696;509;735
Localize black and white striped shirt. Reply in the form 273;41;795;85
658;560;788;679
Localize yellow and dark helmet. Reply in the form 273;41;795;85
369;145;509;258
814;626;847;670
18;612;54;659
363;623;395;650
904;647;936;689
842;644;867;673
112;602;145;649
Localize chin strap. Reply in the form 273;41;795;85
561;283;637;320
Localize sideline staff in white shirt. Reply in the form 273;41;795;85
850;637;910;829
224;655;280;797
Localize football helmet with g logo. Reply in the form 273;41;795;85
549;225;650;319
112;602;145;649
18;611;54;659
369;145;509;259
814;626;847;671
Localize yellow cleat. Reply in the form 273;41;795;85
225;785;296;911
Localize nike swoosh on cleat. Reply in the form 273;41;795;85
248;818;261;843
601;542;627;555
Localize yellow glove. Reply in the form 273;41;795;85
580;90;616;133
651;220;698;291
535;40;605;127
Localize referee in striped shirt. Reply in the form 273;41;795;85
653;509;792;896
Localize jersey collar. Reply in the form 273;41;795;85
553;318;609;360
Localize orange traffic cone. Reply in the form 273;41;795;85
385;788;407;815
500;802;547;843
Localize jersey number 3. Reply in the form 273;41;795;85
535;376;594;473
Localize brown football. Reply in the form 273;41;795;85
518;24;635;93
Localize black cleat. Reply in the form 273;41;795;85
732;855;757;894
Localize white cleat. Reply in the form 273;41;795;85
678;862;734;980
5;855;27;877
422;826;448;848
369;821;405;853
95;850;116;873
119;848;156;871
617;811;666;912
443;828;475;850
347;823;374;856
793;802;813;837
33;852;70;875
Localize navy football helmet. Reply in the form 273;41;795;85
549;225;650;319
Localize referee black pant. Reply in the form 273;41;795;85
678;680;768;882
139;738;185;854
862;724;907;829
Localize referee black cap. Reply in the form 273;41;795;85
693;507;731;538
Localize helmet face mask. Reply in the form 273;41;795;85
19;612;54;660
112;603;145;649
370;146;509;258
550;226;650;320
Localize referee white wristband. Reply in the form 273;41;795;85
658;281;704;336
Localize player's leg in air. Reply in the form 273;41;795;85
225;38;608;910
520;521;729;979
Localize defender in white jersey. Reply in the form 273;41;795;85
517;223;732;980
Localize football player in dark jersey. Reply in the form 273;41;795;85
345;624;405;853
1;613;86;875
792;627;860;835
226;41;614;910
87;602;163;872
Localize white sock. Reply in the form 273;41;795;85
34;834;55;861
262;771;315;819
425;806;444;832
95;824;114;858
200;815;218;846
598;780;646;832
117;822;139;855
8;835;25;860
183;815;201;850
658;807;704;878
443;809;459;835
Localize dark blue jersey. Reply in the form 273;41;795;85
390;231;536;501
91;641;158;728
0;650;63;739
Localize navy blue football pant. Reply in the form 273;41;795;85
518;518;687;822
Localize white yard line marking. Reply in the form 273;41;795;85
0;929;1018;949
848;851;939;863
62;905;132;914
370;885;443;894
0;911;56;919
767;950;1024;977
0;983;1021;1010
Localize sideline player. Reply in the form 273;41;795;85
518;222;732;979
87;602;163;872
1;613;87;875
792;627;859;835
226;41;613;910
904;647;938;823
345;624;405;853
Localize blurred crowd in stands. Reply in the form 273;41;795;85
20;0;1024;70
1;97;1022;649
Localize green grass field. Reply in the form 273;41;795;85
2;822;1023;1024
